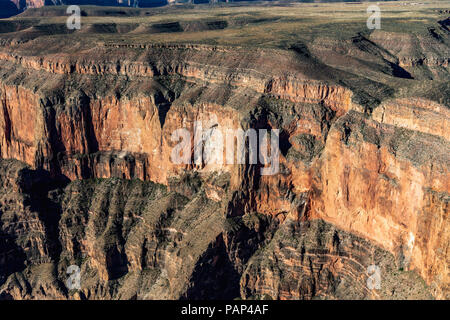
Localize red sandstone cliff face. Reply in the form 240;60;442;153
0;44;354;183
308;112;448;298
0;38;448;299
25;0;45;8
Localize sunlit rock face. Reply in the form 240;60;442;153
0;6;448;300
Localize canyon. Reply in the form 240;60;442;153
0;2;448;300
1;0;268;19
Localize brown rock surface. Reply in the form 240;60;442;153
0;4;448;300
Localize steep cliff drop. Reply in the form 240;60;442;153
0;4;448;300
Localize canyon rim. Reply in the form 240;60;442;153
0;1;448;301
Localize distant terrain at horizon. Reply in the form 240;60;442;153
0;0;395;19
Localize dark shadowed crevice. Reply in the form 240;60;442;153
181;234;241;300
388;62;414;79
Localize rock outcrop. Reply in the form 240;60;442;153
0;5;448;300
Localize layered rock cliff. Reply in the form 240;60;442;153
0;5;448;300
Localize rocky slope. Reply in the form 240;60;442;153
0;4;448;299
